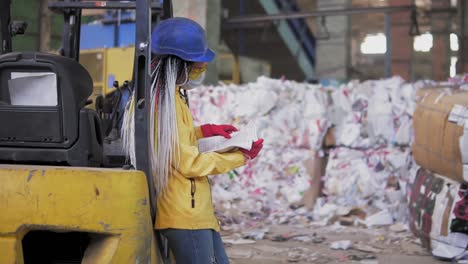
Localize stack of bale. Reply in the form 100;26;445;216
311;77;416;227
188;76;416;228
189;77;331;227
410;86;468;259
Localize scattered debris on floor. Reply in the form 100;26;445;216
224;224;437;264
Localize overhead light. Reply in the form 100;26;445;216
451;33;459;51
450;56;458;77
413;33;433;52
360;33;386;55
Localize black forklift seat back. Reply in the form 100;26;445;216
0;52;103;167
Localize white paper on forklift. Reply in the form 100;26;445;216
198;122;258;153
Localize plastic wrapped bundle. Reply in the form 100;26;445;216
408;167;468;260
413;88;468;183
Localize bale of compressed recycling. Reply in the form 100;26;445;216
189;76;416;227
313;77;416;225
412;88;468;183
189;77;330;226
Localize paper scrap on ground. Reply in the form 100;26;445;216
223;238;257;245
365;210;394;227
330;240;353;250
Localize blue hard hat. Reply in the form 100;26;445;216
151;17;215;62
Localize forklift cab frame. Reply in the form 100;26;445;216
0;0;173;215
0;1;173;263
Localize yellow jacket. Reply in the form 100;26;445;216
155;91;246;231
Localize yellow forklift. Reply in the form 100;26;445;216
0;0;173;263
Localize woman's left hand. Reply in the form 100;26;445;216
200;124;238;138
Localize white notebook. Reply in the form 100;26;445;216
198;122;258;153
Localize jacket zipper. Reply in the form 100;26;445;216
190;178;196;208
208;178;214;204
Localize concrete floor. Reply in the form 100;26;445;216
378;255;443;264
223;224;446;264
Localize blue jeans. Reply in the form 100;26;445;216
160;229;230;264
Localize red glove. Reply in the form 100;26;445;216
240;139;264;160
200;124;238;138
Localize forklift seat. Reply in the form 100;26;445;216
0;52;103;166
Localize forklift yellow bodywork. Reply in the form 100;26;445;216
0;165;158;263
80;46;135;105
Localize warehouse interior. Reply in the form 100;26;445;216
10;0;466;82
1;0;468;263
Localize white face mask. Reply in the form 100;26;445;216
181;71;206;90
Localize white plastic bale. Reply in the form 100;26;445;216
187;76;418;227
367;85;394;142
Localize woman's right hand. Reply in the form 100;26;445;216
240;139;264;161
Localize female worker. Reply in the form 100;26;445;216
124;17;263;263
